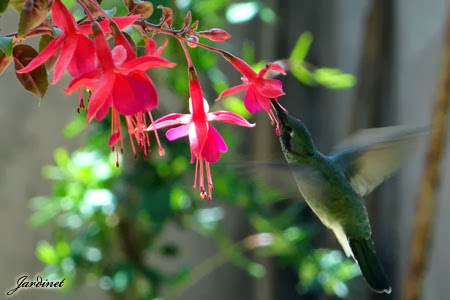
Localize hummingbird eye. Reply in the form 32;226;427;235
285;126;293;134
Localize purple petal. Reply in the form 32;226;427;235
166;124;189;140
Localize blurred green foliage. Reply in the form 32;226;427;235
30;0;359;299
290;32;356;89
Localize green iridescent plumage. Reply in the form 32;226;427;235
271;99;424;294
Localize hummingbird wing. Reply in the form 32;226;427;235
329;126;426;197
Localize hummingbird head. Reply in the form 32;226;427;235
270;99;317;162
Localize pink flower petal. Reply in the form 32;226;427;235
113;28;135;60
112;73;156;115
189;121;208;157
78;15;140;34
95;96;112;121
16;36;64;73
254;88;272;112
67;35;96;77
243;85;263;113
189;75;207;118
201;125;226;163
51;0;76;33
92;22;115;71
216;84;247;100
256;78;285;98
166;124;190;140
228;56;257;80
267;63;286;75
108;130;121;146
208;111;255;127
146;38;168;57
120;56;176;73
147;113;191;131
65;69;102;94
209;125;227;152
86;75;114;122
52;36;77;84
111;45;127;66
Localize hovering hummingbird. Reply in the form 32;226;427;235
270;99;424;294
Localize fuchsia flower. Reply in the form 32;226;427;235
217;53;286;123
105;24;169;159
16;0;139;84
148;67;254;200
64;21;175;163
65;22;175;122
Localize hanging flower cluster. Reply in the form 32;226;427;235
0;0;286;200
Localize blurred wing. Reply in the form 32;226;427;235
330;126;427;196
219;159;302;199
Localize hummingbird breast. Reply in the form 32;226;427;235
289;157;371;238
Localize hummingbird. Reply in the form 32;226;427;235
270;99;424;294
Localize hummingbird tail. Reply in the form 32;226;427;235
349;238;392;294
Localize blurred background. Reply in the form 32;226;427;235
0;0;449;299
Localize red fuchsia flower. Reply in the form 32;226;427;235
217;52;286;124
16;0;139;84
147;67;254;201
64;21;175;163
104;23;168;159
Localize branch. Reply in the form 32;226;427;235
402;13;450;300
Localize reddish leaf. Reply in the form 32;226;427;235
123;0;134;11
13;44;49;97
0;52;13;76
183;11;192;28
190;20;199;31
130;1;153;18
158;6;173;27
18;0;53;36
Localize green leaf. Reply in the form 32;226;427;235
0;36;14;57
290;32;313;64
9;0;26;12
290;64;316;86
63;113;87;138
13;44;49;98
55;240;71;257
314;68;356;89
259;6;276;23
0;0;9;15
36;241;58;264
54;148;70;168
18;0;53;36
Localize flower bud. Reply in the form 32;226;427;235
187;35;199;48
197;28;231;42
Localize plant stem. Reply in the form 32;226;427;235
402;13;450;300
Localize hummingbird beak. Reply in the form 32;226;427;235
270;98;288;126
